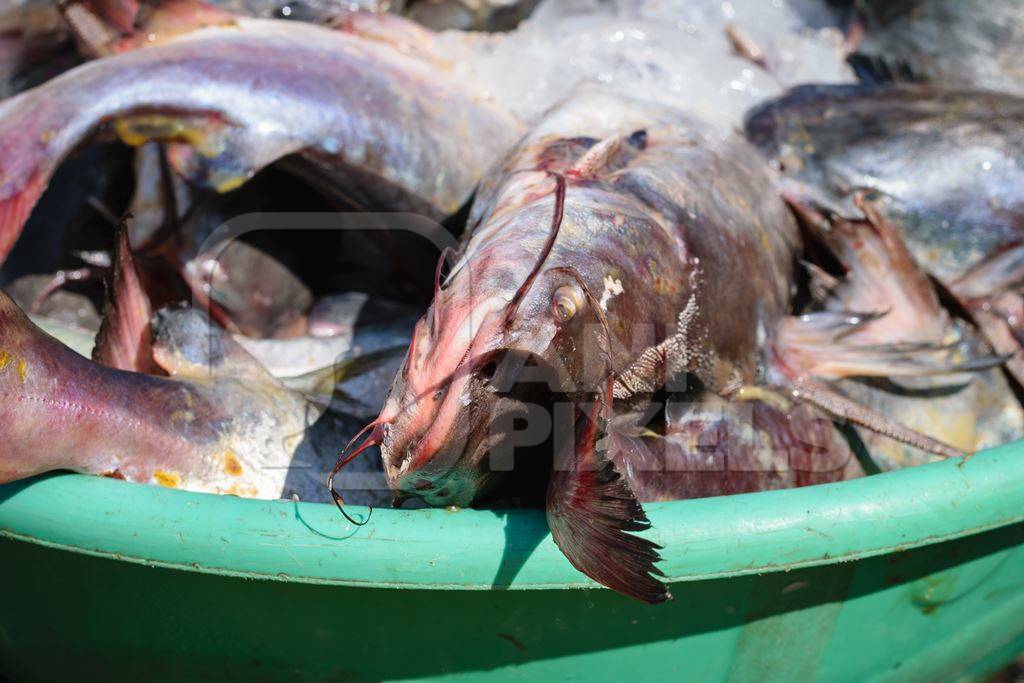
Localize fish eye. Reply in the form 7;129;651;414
479;360;497;381
552;284;583;322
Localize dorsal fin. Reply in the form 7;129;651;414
92;220;159;374
568;129;647;180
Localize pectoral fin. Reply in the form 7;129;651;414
546;402;670;604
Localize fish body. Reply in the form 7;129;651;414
358;90;896;602
847;0;1024;95
360;89;984;601
0;15;522;263
745;84;1024;285
378;90;801;505
0;288;393;502
0;293;296;497
745;85;1024;467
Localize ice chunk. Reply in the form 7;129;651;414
440;0;853;127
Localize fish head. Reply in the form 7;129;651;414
374;216;606;507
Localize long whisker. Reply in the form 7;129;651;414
432;246;453;340
502;173;567;330
326;420;381;526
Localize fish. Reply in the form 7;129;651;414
786;191;1024;470
334;89;970;603
0;288;300;497
0;269;392;505
842;0;1024;95
745;83;1024;386
0;12;522;266
0;220;394;503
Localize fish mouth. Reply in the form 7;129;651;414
379;342;565;508
382;405;494;508
389;459;483;507
378;349;503;506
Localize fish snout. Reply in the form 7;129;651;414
379;389;495;507
382;427;482;507
390;463;481;508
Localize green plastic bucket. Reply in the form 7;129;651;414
0;443;1022;682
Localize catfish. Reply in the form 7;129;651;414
331;90;974;603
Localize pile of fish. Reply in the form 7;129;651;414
1;0;1022;602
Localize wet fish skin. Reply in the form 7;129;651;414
362;90;811;602
0;15;522;264
610;388;861;503
0;292;216;487
846;0;1024;96
364;87;982;601
745;83;1024;285
378;91;800;505
0;291;329;498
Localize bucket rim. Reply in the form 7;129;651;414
1;442;1021;590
